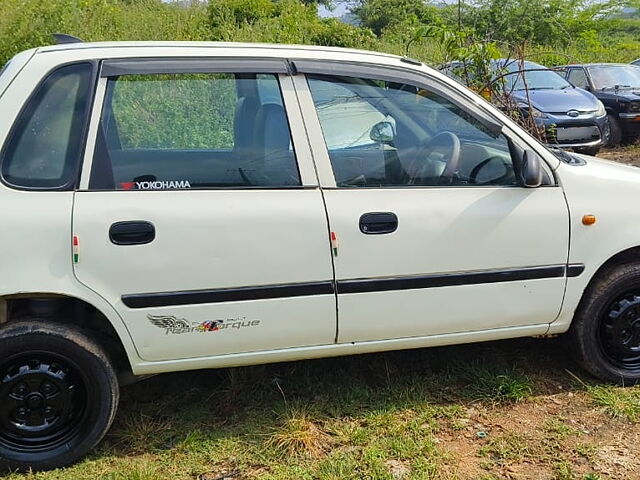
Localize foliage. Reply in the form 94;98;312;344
463;0;630;47
1;0;639;70
0;0;210;66
350;0;443;35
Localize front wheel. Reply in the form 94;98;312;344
606;114;622;146
571;263;640;384
0;321;119;472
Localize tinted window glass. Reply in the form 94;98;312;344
94;73;300;190
587;65;640;90
307;75;517;188
567;68;588;88
0;61;10;79
1;63;93;188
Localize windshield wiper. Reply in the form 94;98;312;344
602;85;632;91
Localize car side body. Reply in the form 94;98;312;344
3;42;640;471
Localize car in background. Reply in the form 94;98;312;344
632;59;640;66
440;60;608;155
558;63;640;145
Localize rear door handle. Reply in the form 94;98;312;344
359;212;398;235
109;221;155;245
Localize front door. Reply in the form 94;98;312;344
296;68;571;342
73;60;335;361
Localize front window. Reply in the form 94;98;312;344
567;68;588;89
307;74;518;188
587;65;640;90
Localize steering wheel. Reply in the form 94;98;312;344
408;131;461;184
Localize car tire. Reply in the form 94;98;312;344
573;146;600;156
606;113;622;146
570;263;640;385
0;321;119;472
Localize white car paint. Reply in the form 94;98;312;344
0;42;636;376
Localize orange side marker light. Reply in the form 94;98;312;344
582;214;596;226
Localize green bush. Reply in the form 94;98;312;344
1;0;639;72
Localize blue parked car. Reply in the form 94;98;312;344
439;60;609;155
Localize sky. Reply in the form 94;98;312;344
319;4;350;17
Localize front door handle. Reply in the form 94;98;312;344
109;221;155;245
359;212;398;235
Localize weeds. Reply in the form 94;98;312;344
455;361;533;404
266;408;332;458
587;385;640;422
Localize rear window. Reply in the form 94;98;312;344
0;61;10;79
1;63;94;189
91;72;301;190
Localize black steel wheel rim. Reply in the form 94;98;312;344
0;352;90;454
600;293;640;370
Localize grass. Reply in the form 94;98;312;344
586;384;640;422
3;336;640;480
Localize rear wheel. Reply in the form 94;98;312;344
0;321;119;472
571;263;640;384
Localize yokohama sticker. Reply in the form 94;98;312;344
119;180;191;190
147;314;260;335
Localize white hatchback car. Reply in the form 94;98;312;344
1;40;640;471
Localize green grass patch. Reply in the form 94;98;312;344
587;385;640;422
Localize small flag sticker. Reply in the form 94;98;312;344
330;231;338;257
72;235;79;264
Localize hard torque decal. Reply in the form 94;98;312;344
147;314;260;335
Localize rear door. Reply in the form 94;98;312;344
294;62;571;343
72;58;336;362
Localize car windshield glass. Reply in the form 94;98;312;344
502;62;571;91
588;66;640;90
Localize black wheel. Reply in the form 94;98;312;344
606;114;622;146
573;146;600;156
571;263;640;384
0;321;119;472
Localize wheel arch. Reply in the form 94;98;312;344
0;292;140;382
550;245;640;335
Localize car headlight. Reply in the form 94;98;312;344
519;103;548;119
529;106;548;119
629;101;640;113
596;100;606;117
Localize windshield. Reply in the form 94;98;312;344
588;65;640;90
502;62;571;91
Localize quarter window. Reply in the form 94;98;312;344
92;73;300;190
1;63;93;189
307;75;517;188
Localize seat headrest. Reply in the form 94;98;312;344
253;102;290;158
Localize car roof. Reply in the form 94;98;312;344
560;63;639;68
35;41;401;62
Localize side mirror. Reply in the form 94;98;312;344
521;150;543;188
370;121;395;146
